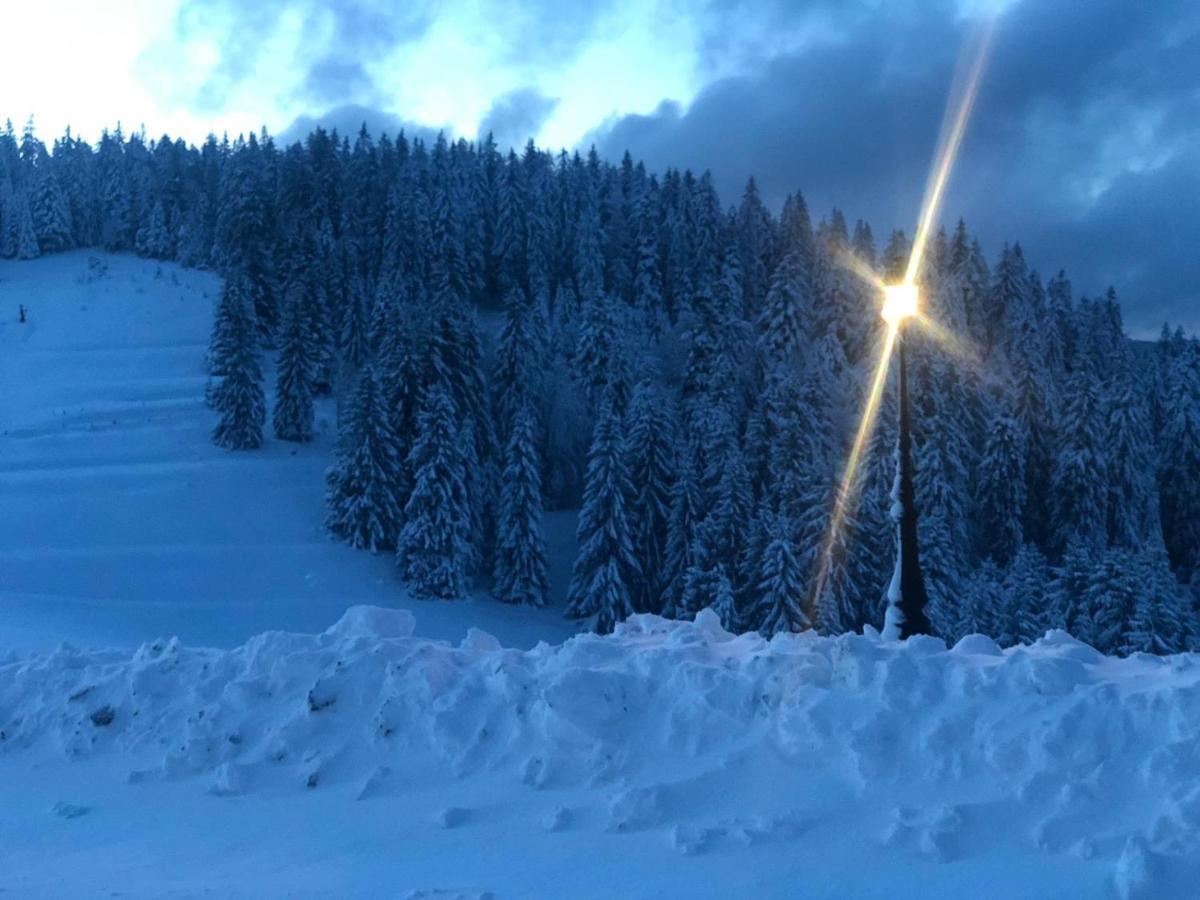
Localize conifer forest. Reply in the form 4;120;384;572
3;119;1198;656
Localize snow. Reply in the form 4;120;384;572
4;608;1200;896
0;252;575;653
5;253;1200;897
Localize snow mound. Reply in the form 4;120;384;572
4;610;1200;893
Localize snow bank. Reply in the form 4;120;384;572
5;607;1200;895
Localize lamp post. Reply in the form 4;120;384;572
881;284;932;640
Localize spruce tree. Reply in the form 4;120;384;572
1124;546;1190;655
756;516;809;636
1007;543;1051;643
211;277;266;450
326;366;403;552
273;291;316;442
1086;548;1140;655
1051;366;1107;552
975;411;1026;565
624;383;676;614
493;405;549;606
565;392;638;634
396;384;472;599
1158;347;1200;582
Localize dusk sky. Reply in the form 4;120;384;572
3;0;1197;334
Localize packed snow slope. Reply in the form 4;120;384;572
3;608;1199;898
0;252;575;652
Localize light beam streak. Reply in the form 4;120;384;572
914;312;982;367
808;322;898;623
810;16;998;627
903;19;997;286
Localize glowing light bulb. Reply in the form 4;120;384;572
881;283;918;325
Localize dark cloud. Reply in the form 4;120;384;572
592;0;1200;334
302;60;375;105
478;88;559;150
161;0;432;112
155;0;608;116
278;104;446;147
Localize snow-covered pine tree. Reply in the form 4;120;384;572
396;384;472;599
1085;547;1140;655
1051;365;1107;553
13;184;39;259
975;410;1026;565
756;516;809;636
624;382;676;614
954;560;1004;642
135;198;172;260
326;365;403;552
493;404;549;606
565;391;638;634
1007;543;1052;643
1104;366;1157;549
272;290;316;442
211;276;265;450
30;163;72;253
1157;345;1200;583
1123;545;1190;655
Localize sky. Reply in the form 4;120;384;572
1;0;1196;335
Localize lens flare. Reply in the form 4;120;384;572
882;284;918;324
914;312;982;367
808;321;899;622
904;19;997;286
810;16;997;627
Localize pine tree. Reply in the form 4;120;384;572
1007;543;1051;643
13;184;38;259
396;384;472;599
1105;373;1157;549
1158;347;1200;582
955;561;1004;641
661;438;704;618
326;366;403;551
31;164;72;253
493;405;549;606
1124;546;1190;655
1085;548;1140;655
565;392;638;634
1051;366;1107;552
975;410;1026;565
624;383;676;614
273;291;316;442
710;565;737;632
756;516;809;636
211;278;265;450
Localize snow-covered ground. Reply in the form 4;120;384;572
0;252;575;654
4;253;1200;898
4;608;1200;898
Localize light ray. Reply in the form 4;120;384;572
904;19;997;286
810;16;997;628
808;322;898;622
835;246;886;292
914;312;982;367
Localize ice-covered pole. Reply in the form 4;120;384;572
881;286;932;640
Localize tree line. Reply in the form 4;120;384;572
2;117;1198;654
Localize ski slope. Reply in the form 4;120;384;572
0;252;575;653
3;608;1199;898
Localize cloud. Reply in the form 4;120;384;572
589;0;1200;333
478;88;559;150
277;104;447;146
150;0;432;113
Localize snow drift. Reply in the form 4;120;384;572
4;608;1200;897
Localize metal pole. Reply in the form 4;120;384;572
894;329;932;638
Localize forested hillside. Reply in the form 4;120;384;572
2;119;1197;653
